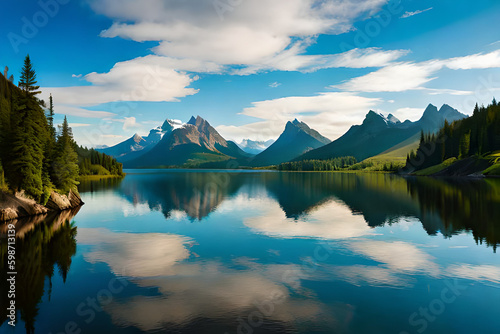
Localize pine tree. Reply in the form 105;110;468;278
47;94;56;140
52;116;79;193
6;55;49;200
473;103;480;116
18;55;41;97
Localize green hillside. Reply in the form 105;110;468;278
0;56;122;204
405;100;500;176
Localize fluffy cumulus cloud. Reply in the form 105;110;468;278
43;55;201;108
216;92;381;141
91;0;391;69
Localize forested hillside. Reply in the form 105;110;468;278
0;56;122;204
406;100;500;173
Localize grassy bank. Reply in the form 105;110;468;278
79;174;125;181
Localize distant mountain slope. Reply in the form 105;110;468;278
98;133;147;158
251;119;330;167
237;139;275;154
124;116;251;168
98;119;183;161
295;104;467;162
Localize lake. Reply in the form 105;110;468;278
1;170;500;334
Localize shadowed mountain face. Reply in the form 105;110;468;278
251;119;331;167
124;116;251;168
295;104;467;162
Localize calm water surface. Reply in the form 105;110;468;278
1;170;500;334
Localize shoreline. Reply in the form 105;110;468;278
79;174;125;181
0;189;84;222
124;167;500;178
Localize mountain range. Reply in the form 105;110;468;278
105;116;251;168
98;103;467;168
295;104;466;162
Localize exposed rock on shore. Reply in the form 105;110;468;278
0;190;84;221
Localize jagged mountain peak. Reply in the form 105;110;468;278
387;114;401;124
251;119;330;166
187;116;197;125
439;104;463;116
161;119;174;132
132;133;144;143
422;103;439;115
363;110;388;127
161;118;184;132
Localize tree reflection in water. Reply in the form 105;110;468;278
0;208;79;333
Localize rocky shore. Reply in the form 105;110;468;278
0;190;84;221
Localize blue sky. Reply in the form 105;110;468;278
2;0;500;147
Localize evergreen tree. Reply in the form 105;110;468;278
52;116;79;193
18;55;41;97
6;55;49;200
47;94;56;141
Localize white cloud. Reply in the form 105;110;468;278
91;0;392;71
123;116;142;131
48;105;115;118
401;7;433;19
335;61;442;92
69;123;91;128
422;88;473;96
445;50;500;70
44;55;199;107
234;46;408;74
269;82;281;88
72;74;82;78
335;50;500;93
216;92;380;142
394;107;425;122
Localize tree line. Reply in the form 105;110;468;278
406;99;500;170
0;55;123;204
278;156;357;171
